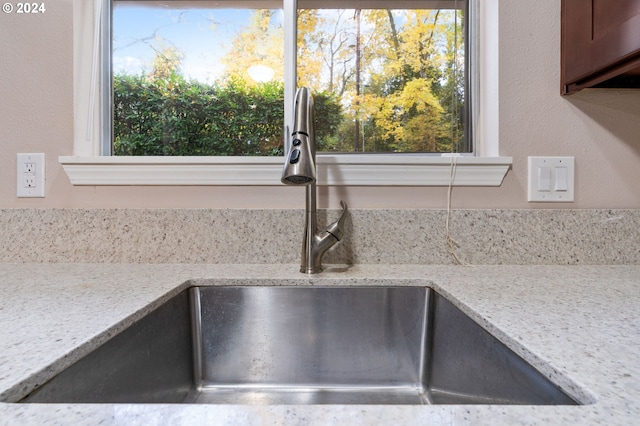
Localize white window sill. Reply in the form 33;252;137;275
58;155;512;186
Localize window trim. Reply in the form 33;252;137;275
62;0;510;187
58;155;510;186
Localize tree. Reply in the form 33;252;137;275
221;10;284;85
218;7;465;153
113;6;466;155
147;45;184;81
113;54;342;156
297;9;356;96
333;9;465;153
350;10;443;152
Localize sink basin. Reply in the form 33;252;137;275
21;286;578;405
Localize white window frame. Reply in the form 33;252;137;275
61;0;510;186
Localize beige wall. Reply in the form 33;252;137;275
1;0;639;209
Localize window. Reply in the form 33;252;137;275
109;0;470;156
110;1;287;157
61;0;510;186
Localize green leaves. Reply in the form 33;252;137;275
113;72;343;156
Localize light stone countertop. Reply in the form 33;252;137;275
0;264;638;425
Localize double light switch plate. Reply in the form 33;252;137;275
528;157;575;202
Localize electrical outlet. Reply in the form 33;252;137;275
24;174;36;188
17;153;45;198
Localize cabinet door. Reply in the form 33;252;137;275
562;0;640;94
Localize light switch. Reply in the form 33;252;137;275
555;166;568;191
538;166;552;191
528;157;574;202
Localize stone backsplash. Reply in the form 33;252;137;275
1;209;638;264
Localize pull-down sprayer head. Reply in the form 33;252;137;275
281;87;316;185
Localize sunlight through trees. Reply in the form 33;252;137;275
113;6;466;156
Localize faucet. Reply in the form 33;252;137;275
281;87;348;274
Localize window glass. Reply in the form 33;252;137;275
111;0;468;156
112;1;285;156
298;3;468;153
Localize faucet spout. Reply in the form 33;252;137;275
281;88;348;274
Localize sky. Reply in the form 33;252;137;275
113;5;272;83
112;5;417;85
112;4;462;87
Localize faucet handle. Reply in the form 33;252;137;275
325;200;348;241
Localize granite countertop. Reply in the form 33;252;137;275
0;264;638;425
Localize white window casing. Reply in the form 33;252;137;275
62;0;510;186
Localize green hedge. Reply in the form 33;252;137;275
113;74;342;156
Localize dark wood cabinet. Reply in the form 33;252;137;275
561;0;640;95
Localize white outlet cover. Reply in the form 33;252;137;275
527;156;574;202
17;153;45;198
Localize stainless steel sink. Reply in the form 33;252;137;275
20;286;579;405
